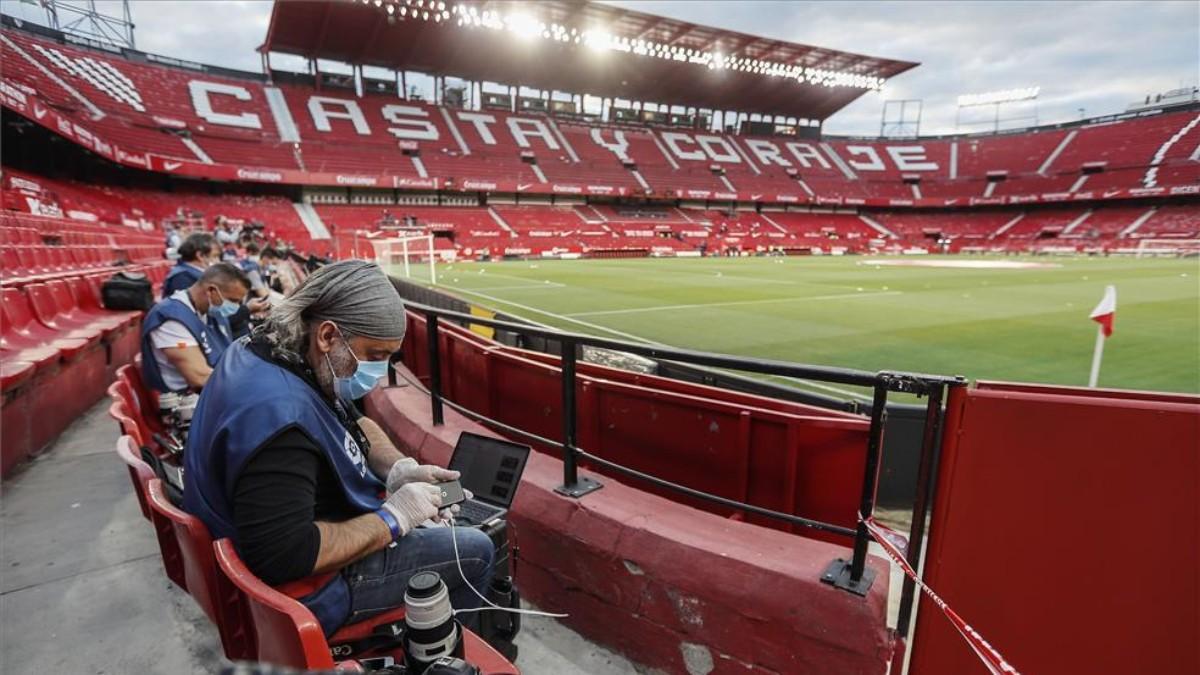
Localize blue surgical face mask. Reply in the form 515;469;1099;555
326;330;389;403
210;288;240;319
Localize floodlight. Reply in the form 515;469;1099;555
507;12;541;40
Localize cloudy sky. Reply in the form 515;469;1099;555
3;0;1197;135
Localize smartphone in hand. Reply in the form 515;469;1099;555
437;480;467;507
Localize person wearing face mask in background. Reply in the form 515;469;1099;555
140;262;252;393
182;260;495;639
163;232;221;298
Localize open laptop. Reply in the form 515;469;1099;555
448;432;531;527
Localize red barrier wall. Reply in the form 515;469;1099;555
909;385;1200;674
399;312;869;543
366;374;896;674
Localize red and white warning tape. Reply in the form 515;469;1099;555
862;515;1022;675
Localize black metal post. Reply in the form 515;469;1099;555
426;312;444;426
896;382;946;636
561;338;578;485
823;376;889;595
555;338;602;498
850;379;891;582
387;350;403;388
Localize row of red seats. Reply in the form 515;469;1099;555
1;262;168;476
106;365;519;672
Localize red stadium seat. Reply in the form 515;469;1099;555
23;283;106;342
145;479;255;661
0;287;92;360
67;275;141;328
114;432;154;519
212;539;519;672
107;379;151;449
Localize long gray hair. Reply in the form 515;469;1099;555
254;260;407;364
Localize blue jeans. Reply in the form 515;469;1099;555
342;526;495;631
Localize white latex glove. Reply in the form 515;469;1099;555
386;458;460;495
381;482;443;537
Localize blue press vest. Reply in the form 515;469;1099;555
140;296;231;393
163;261;203;298
183;340;384;634
239;258;261;276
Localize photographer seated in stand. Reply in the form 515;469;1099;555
163;232;220;298
183;260;495;638
141;263;251;394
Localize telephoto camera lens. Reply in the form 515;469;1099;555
402;571;464;673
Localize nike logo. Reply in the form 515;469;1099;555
517;183;532;191
164;161;182;171
33;104;47;119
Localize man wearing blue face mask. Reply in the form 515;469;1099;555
183;260;495;638
140;262;251;393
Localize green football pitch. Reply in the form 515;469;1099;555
391;255;1200;399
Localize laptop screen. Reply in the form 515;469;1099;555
448;432;531;509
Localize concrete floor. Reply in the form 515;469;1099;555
0;401;640;674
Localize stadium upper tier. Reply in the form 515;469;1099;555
2;26;1198;208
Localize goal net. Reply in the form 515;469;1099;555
1134;238;1200;258
369;233;438;284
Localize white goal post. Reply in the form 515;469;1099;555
369;233;438;284
1134;238;1200;257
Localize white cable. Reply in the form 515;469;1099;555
447;519;568;619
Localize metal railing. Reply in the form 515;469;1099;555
389;301;963;610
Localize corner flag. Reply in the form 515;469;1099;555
1089;285;1117;337
1087;285;1116;387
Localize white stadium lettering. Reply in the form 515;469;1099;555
845;145;885;171
189;81;262;130
308;96;371;135
784;142;831;170
590;128;630;161
696;135;741;163
507;117;560;150
380;105;440;142
661;132;706;161
887;146;939;171
745;139;792;167
456;112;498;145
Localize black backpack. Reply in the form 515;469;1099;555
101;270;154;311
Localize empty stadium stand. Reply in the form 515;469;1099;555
3;22;1197;210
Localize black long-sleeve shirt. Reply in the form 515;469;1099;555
230;341;369;585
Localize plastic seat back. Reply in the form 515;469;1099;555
117;362;163;437
46;280;86;321
143;478;188;592
2;287;43;338
2;249;24;277
212;538;335;669
114;434;154;521
24;283;65;329
108;378;155;448
68;276;103;312
145;480;221;622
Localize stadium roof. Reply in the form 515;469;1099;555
261;0;919;120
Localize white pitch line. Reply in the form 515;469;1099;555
445;282;566;292
565;291;903;317
440;285;872;401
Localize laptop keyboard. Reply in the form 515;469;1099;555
458;499;503;525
